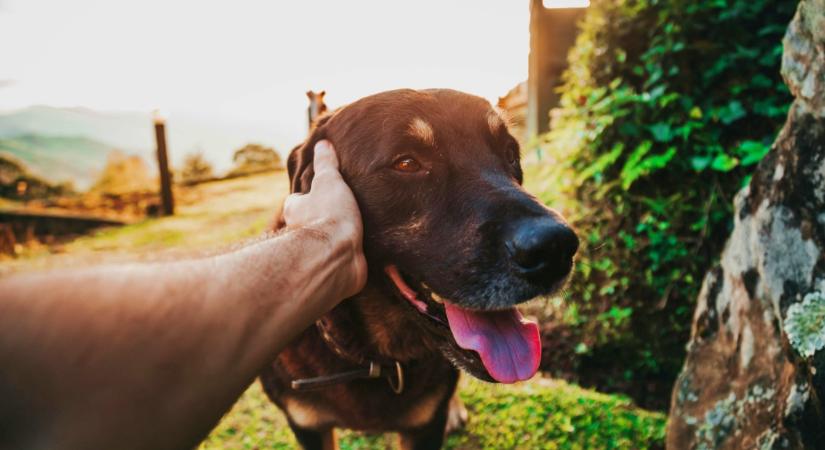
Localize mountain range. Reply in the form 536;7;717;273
0;105;285;189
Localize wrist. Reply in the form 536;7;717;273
300;218;361;256
298;218;367;301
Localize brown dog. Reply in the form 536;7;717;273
260;89;578;450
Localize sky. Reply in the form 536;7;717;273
0;0;534;151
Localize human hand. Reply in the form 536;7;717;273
282;140;367;300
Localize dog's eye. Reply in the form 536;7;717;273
392;156;422;173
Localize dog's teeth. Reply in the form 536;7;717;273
431;292;446;304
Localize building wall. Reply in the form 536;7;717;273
526;0;585;140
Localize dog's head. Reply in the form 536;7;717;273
288;89;578;383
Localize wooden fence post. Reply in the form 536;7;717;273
153;111;175;216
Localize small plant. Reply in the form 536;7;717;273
785;291;825;358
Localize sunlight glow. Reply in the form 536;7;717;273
0;0;531;155
542;0;590;8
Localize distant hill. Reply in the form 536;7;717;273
0;135;133;189
0;106;285;185
0;106;154;151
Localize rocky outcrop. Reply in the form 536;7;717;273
667;1;825;449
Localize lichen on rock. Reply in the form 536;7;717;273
691;384;777;450
784;291;825;357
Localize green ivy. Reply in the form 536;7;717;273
529;0;796;409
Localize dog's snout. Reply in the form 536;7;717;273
505;218;579;281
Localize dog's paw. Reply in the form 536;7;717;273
445;395;468;434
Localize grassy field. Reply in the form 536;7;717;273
2;171;667;449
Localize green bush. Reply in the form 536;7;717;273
531;0;796;408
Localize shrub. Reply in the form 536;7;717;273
531;0;796;408
180;151;215;185
91;151;154;195
229;143;282;177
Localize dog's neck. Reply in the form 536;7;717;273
315;312;394;366
316;282;442;365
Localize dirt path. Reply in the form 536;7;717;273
0;171;288;274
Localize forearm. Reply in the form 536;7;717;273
0;227;348;450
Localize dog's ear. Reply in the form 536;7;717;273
272;115;331;230
287;115;331;194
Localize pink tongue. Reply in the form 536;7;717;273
445;303;541;383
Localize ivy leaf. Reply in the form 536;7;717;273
620;142;677;189
691;155;713;171
649;123;674;142
718;100;747;124
751;74;773;88
736;140;771;166
639;147;678;172
620;141;653;190
659;92;681;108
711;154;739;172
578;142;624;183
648;85;667;100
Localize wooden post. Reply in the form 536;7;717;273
153;112;174;216
527;0;587;141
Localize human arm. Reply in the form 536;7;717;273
0;141;365;450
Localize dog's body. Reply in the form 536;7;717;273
261;284;460;449
261;89;578;450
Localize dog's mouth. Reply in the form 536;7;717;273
384;265;540;383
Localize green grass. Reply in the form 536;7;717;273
201;378;666;450
5;171;667;449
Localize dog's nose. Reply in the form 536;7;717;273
505;218;579;281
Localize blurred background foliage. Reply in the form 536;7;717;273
529;0;796;409
181;151;216;185
228;143;283;178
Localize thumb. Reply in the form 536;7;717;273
312;140;340;177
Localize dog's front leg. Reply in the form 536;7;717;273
397;403;449;450
287;421;337;450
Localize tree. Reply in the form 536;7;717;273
180;151;214;185
91;151;154;195
668;1;825;447
229;143;282;176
